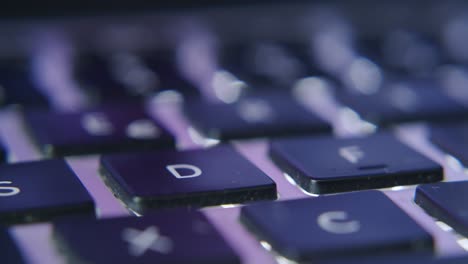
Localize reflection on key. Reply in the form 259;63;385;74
73;52;199;103
0;159;95;224
23;104;174;157
335;78;468;126
361;30;440;76
100;145;277;214
415;181;468;237
184;92;331;140
241;191;433;262
269;133;442;194
54;210;240;264
219;42;315;90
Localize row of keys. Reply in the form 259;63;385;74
0;146;276;223
0;132;454;222
19;98;468;166
0;52;199;110
74;52;199;103
7;116;468;262
4;188;467;263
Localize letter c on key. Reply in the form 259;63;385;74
0;181;20;197
317;211;360;234
166;164;202;179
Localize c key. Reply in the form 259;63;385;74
240;191;433;262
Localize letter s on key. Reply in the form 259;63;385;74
0;181;20;197
317;211;360;234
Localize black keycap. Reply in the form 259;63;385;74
0;141;7;163
269;133;442;194
100;145;277;214
54;210;240;264
336;78;468;126
0;61;49;108
240;191;433;262
220;42;316;90
23;104;174;157
142;52;199;96
73;54;132;102
0;159;94;224
430;122;468;167
184;92;331;140
360;31;441;76
415;181;468;237
74;52;198;103
1;227;25;263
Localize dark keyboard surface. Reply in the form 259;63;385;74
241;191;433;262
2;1;468;264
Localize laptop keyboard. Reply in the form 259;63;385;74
2;1;468;263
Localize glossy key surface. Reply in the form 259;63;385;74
336;78;468;126
0;62;49;108
0;141;6;163
73;54;134;102
241;191;433;262
415;181;468;237
54;210;240;264
269;133;442;194
430;122;468;167
219;42;315;90
184;92;331;140
73;52;198;103
0;227;25;263
360;31;441;76
0;159;94;224
100;145;277;213
24;104;174;157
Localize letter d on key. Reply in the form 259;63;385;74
166;164;202;179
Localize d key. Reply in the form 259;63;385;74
100;145;277;214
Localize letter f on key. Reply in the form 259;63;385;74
166;164;202;179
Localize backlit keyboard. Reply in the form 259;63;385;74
2;1;468;263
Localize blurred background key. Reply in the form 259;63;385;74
23;104;174;157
